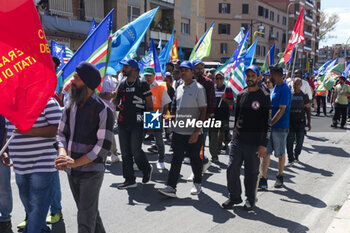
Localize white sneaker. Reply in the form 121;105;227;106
158;185;177;198
183;157;191;164
190;183;202;195
133;162;139;171
286;161;294;167
202;161;211;174
157;162;165;170
106;154;120;164
187;173;194;182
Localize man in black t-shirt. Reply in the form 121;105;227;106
222;65;270;211
286;78;311;166
209;72;234;162
114;59;154;189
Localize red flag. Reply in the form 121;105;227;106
284;6;305;64
170;40;179;62
0;0;57;133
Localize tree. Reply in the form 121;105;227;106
320;11;339;42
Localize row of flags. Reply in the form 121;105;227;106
1;0;348;134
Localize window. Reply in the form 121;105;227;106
219;3;230;14
264;9;269;18
262;46;266;56
128;6;140;22
258;6;264;16
181;18;190;34
220;43;228;54
270;11;274;21
277;14;280;23
282;33;286;43
241;23;249;33
256;45;261;56
276;31;279;39
218;24;230;35
282;16;287;25
242;4;249;14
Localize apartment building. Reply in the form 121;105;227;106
318;45;350;66
36;0;205;59
205;0;288;64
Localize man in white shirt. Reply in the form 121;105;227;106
286;69;313;101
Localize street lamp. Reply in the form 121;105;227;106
333;44;350;59
285;2;297;46
253;31;265;42
250;20;264;45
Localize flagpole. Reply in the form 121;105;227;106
291;44;298;77
0;134;15;156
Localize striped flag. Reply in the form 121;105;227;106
60;9;114;93
139;40;162;80
317;62;346;91
224;29;250;98
63;47;73;63
261;44;275;73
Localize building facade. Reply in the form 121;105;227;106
36;0;205;59
318;45;350;66
283;0;321;71
205;0;288;64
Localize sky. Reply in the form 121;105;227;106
319;0;350;48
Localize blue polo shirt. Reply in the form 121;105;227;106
271;82;291;129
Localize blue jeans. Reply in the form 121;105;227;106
0;163;12;222
50;171;62;215
16;172;54;233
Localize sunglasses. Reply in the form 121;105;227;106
215;77;224;80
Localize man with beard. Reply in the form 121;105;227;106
259;64;291;190
222;65;270;210
186;59;216;180
55;62;114;233
114;59;153;189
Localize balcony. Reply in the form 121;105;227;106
305;0;314;8
150;30;172;41
305;15;313;22
304;31;312;37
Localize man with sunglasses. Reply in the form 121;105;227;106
209;72;234;162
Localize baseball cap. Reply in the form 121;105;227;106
165;72;172;77
144;66;155;75
192;59;204;67
120;58;140;71
245;65;261;76
179;61;193;70
263;71;270;76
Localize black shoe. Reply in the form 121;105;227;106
331;124;337;128
340;125;345;129
316;113;320;116
117;181;137;189
258;177;268;190
274;175;284;188
243;199;255;211
0;221;13;233
147;145;158;153
144;135;154;141
211;156;218;163
222;197;243;209
142;165;153;183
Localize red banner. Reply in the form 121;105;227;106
170;40;179;62
0;0;57;133
284;6;305;64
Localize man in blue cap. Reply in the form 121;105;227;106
158;61;207;197
114;59;154;189
186;59;216;179
222;65;270;210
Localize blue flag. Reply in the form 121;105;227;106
287;45;295;64
150;40;162;80
60;9;114;92
344;61;350;79
178;47;184;61
158;28;175;74
244;38;258;67
109;7;159;71
269;43;275;65
51;41;66;72
88;18;97;36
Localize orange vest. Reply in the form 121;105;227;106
316;80;328;96
150;82;168;112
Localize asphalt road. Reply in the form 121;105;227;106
9;111;350;233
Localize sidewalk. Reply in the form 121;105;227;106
326;194;350;233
